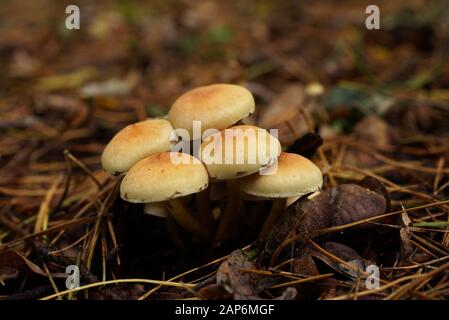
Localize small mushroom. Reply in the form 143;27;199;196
168;83;256;231
120;152;210;241
168;83;255;137
241;152;323;237
101;118;174;175
200;125;281;243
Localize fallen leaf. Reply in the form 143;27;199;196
35;68;98;92
358;176;391;214
258;84;309;144
343;115;395;167
197;284;232;300
330;184;387;227
0;250;47;281
354;115;394;151
80;72;140;98
216;249;296;300
261;180;388;264
309;242;368;280
217;249;264;299
293;242;369;299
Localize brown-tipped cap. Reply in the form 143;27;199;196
101;119;174;175
168;84;255;137
241;152;323;198
120;152;209;203
200;125;281;180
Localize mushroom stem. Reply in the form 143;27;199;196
165;214;186;249
214;179;240;243
196;187;214;233
166;198;208;241
259;198;287;238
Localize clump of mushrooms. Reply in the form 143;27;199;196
100;83;323;244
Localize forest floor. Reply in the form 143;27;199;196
1;0;449;300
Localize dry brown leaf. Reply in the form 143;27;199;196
262;181;388;263
310;242;368;280
0;250;46;281
330;184;387;227
258;84;308;144
343;115;395;167
293;242;369;299
197;284;232;300
216;249;297;300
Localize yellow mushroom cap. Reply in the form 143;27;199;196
168;84;255;137
241;152;323;198
101;119;174;175
200;125;281;180
120;152;209;203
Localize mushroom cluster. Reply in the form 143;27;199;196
101;83;323;244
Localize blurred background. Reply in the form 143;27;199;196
1;0;448;138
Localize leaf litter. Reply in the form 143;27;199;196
0;0;449;300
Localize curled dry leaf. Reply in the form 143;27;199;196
309;242;369;280
0;250;46;281
258;84;309;144
217;250;259;299
354;115;394;152
330;184;387;227
216;249;296;300
358;176;391;213
261;180;388;264
343;115;395;168
294;242;368;277
293;242;369;299
197;284;232;300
